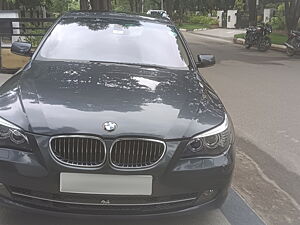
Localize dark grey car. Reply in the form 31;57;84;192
0;12;235;216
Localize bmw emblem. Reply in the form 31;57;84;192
103;121;117;132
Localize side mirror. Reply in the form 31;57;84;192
197;54;216;68
11;42;33;57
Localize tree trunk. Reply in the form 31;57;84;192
0;0;9;10
135;0;138;12
165;0;175;17
90;0;112;11
247;0;257;26
80;0;89;10
285;0;300;32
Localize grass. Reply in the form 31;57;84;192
234;33;246;39
234;32;288;45
178;23;208;30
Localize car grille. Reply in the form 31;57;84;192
50;136;106;167
110;139;166;168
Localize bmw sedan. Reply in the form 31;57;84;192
0;12;235;216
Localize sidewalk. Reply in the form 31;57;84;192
191;28;246;40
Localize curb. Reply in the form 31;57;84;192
233;38;286;52
179;28;208;32
190;31;234;41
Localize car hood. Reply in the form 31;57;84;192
0;61;225;139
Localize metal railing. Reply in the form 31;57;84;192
0;17;56;72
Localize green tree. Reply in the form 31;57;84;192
234;0;246;10
48;0;79;14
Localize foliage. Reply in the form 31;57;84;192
111;0;236;16
48;0;79;15
234;33;246;39
8;0;52;9
270;16;285;31
188;15;218;26
234;0;246;11
1;0;76;13
277;3;285;17
112;0;131;12
178;23;207;30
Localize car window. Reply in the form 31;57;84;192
37;18;190;70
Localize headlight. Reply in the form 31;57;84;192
183;114;234;158
0;117;31;151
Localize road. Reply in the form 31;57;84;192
184;32;300;225
0;32;300;225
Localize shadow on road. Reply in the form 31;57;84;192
0;207;228;225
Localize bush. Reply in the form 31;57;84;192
188;15;218;26
270;16;285;30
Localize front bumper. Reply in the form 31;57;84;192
0;135;235;216
0;188;228;218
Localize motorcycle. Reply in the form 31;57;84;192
245;23;272;52
284;30;300;56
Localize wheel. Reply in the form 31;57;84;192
286;47;295;56
258;37;271;52
244;37;252;49
286;37;297;56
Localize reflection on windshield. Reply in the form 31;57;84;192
37;18;190;70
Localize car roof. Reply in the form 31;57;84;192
62;11;172;25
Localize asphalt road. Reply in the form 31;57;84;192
0;32;299;225
183;32;300;225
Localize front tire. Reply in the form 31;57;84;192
245;44;252;49
258;37;271;52
244;37;252;49
286;37;297;56
287;47;295;56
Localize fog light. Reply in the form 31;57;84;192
0;183;11;198
197;189;217;204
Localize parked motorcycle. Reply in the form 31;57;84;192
245;23;272;52
284;30;300;56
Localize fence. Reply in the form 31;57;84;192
0;17;56;72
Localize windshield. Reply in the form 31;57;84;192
37;18;190;70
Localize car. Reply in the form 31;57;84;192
146;9;170;19
0;12;235;216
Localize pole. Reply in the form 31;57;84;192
161;0;164;10
142;0;144;13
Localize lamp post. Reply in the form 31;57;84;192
161;0;164;10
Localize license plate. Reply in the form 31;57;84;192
60;173;152;195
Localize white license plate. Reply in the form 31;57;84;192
60;173;153;195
